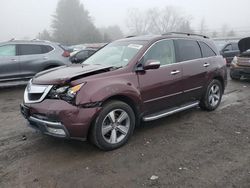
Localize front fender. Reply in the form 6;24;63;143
75;76;142;108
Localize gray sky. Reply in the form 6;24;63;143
0;0;250;41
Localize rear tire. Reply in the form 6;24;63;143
90;100;135;151
199;79;223;111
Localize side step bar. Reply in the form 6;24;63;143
143;101;199;122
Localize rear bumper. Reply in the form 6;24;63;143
230;66;250;78
20;99;101;140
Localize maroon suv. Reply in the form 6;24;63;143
20;33;227;150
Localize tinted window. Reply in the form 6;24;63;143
232;43;239;51
42;45;53;53
0;45;16;56
199;42;216;57
224;44;233;51
175;39;202;62
88;50;96;56
19;44;43;55
143;40;176;66
76;51;88;59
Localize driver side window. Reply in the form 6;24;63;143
143;40;176;66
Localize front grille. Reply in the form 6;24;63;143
24;81;53;104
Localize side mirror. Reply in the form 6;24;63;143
143;60;160;70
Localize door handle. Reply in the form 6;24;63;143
11;59;17;62
43;57;48;60
171;70;180;75
203;63;210;67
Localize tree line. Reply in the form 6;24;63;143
38;0;238;45
38;0;123;45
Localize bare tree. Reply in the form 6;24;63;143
227;30;236;37
126;6;192;35
99;25;124;42
221;24;229;37
126;8;151;35
37;29;52;41
199;18;207;35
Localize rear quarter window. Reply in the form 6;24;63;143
41;45;54;53
175;39;202;62
199;42;216;57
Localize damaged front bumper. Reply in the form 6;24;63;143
20;99;101;140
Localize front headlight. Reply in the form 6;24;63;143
48;83;86;103
66;83;85;98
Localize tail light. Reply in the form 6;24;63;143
62;51;70;57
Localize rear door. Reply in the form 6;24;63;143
137;39;183;115
17;44;48;78
0;44;20;81
175;39;205;103
222;43;239;63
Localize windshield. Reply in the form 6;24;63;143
83;41;146;67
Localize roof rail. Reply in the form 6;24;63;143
125;35;136;38
7;38;52;43
163;32;209;39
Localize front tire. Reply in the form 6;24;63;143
90;100;135;151
199;79;223;111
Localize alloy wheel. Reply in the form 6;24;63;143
101;109;130;144
208;84;221;107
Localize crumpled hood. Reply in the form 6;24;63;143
238;37;250;53
32;64;113;85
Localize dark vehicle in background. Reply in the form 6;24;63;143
0;40;71;86
70;48;97;63
220;42;240;65
230;37;250;80
20;33;227;150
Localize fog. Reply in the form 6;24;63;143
0;0;250;41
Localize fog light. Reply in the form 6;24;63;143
47;127;66;136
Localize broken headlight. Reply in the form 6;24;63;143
48;83;85;103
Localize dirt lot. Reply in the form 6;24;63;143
0;77;250;188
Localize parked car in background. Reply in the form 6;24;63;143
20;33;227;150
220;42;240;65
0;39;71;86
70;48;97;63
230;37;250;80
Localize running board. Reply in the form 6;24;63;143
143;101;199;122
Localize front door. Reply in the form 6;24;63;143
137;39;183;116
0;44;20;81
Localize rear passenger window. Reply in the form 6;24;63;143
19;44;43;55
143;40;176;66
199;42;216;57
175;40;202;62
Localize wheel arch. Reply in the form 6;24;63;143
213;75;225;93
102;95;141;126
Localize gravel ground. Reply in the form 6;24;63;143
0;77;250;188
